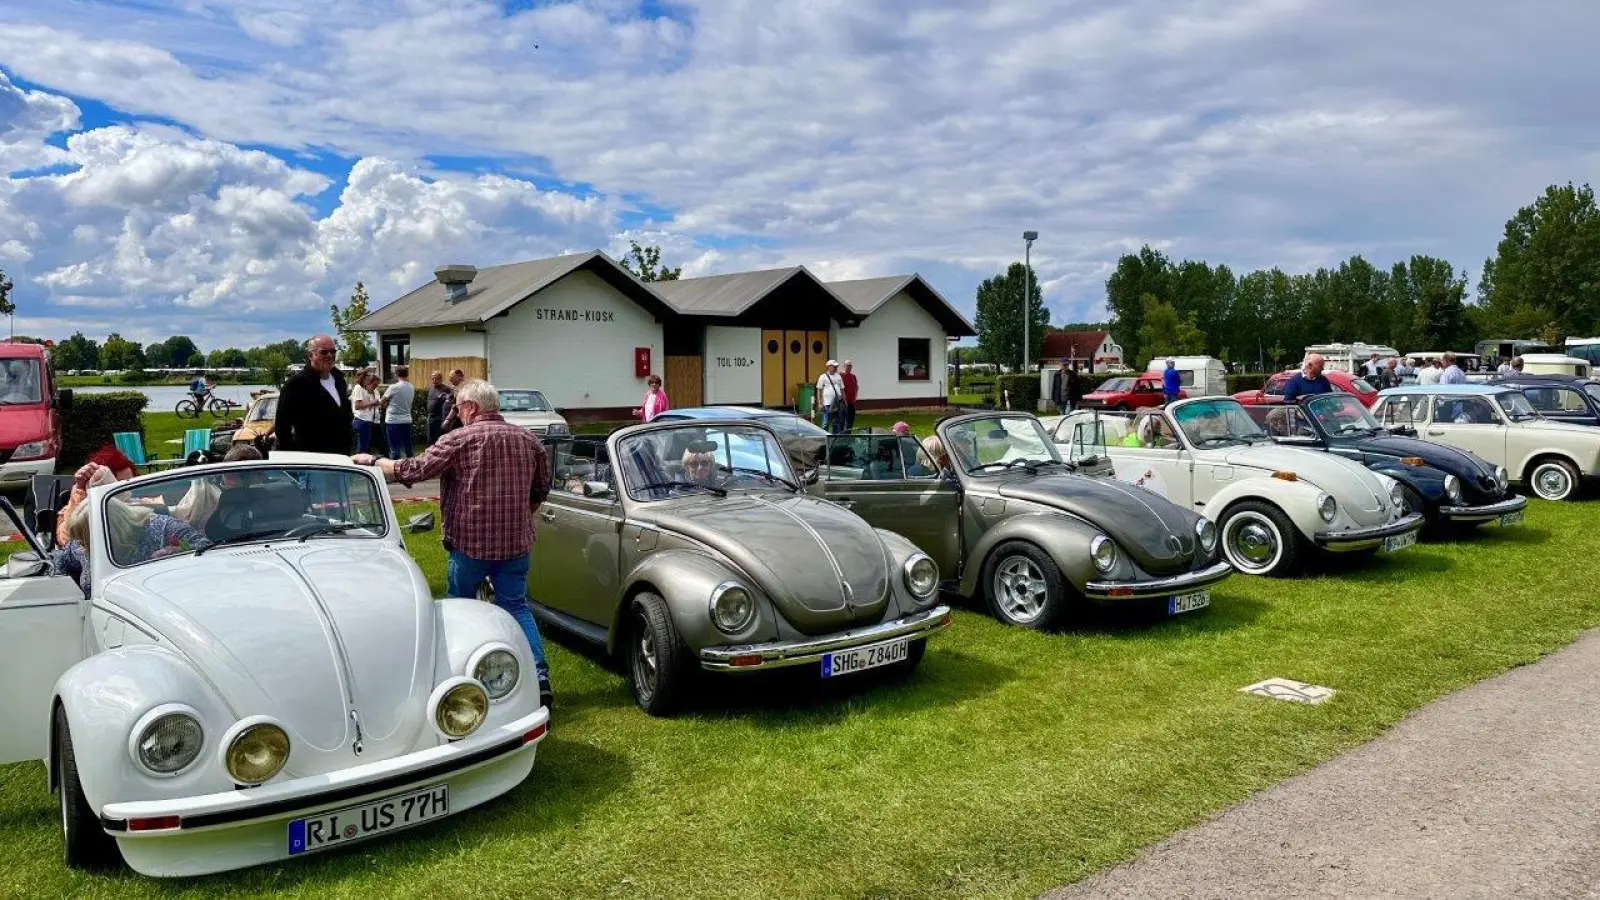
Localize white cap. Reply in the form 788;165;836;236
826;359;839;366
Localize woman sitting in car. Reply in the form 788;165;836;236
52;493;212;597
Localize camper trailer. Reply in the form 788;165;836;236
1519;353;1592;378
1142;356;1227;397
1304;342;1399;375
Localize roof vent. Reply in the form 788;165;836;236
436;265;477;302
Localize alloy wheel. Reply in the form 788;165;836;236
992;556;1048;624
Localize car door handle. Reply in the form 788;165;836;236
1426;430;1443;436
539;510;556;522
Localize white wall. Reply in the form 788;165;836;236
704;326;762;404
833;291;949;400
486;270;664;409
403;326;488;360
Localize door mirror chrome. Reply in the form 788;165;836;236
405;512;435;533
801;468;820;486
583;481;612;498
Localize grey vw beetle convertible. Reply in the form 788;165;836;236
526;419;951;715
817;412;1234;630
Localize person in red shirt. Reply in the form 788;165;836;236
354;379;554;709
841;360;860;431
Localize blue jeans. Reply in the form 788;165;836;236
447;551;550;686
821;405;845;434
353;419;374;454
385;423;415;458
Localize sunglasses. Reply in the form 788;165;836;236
313;348;336;357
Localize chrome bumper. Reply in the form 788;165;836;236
1437;495;1528;522
1083;559;1233;602
1314;512;1425;551
699;605;952;672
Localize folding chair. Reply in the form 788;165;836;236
181;429;213;464
113;432;185;471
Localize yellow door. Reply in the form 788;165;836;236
784;330;806;404
761;330;785;407
805;331;830;384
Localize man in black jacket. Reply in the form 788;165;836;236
273;334;354;454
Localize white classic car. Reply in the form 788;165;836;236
1057;398;1425;576
498;388;569;436
1372;384;1600;501
0;453;549;877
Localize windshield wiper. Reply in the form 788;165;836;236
294;522;383;542
637;480;727;498
1194;436;1247;448
728;467;799;491
192;529;281;556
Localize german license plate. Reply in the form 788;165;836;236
821;638;907;678
1168;590;1210;615
288;784;448;855
1383;530;1418;553
1499;510;1524;527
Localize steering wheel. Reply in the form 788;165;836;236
207;493;253;540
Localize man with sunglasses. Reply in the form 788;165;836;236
273;334;355;454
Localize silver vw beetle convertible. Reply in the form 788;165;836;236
529;419;952;715
0;453;548;877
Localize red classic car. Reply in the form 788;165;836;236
1232;369;1380;408
1079;374;1184;410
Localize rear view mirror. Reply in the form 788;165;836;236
405;512;435;533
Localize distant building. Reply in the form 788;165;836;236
1040;330;1122;371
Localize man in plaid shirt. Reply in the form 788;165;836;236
354;379;554;709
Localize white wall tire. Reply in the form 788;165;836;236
1528;459;1579;501
1220;501;1300;577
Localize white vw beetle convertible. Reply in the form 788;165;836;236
1059;398;1425;576
0;453;549;877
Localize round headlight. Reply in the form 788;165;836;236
1317;492;1337;522
710;582;756;634
903;554;939;599
1388;481;1406;510
1195;517;1217;553
1443;474;1462;502
1090;535;1117;573
1495;465;1509;490
472;648;521;700
135;712;204;776
435;681;489;739
225;722;290;785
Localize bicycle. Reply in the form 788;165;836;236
175;388;237;419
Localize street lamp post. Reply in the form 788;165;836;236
1022;230;1038;374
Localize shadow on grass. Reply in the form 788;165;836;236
1077;592;1271;636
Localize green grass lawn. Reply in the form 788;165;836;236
0;497;1594;897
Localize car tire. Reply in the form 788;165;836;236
982;541;1072;630
627;592;692;716
1528;458;1580;501
1112;403;1129;411
55;709;123;872
1219;501;1301;577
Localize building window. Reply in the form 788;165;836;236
380;334;410;381
897;338;931;381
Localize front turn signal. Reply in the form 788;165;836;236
1271;471;1299;482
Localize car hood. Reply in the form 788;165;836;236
502;411;566;429
643;493;891;636
0;405;49;449
102;542;434;770
993;474;1202;575
1352;433;1504;495
1222;443;1392;518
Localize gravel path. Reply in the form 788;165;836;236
1046;630;1600;900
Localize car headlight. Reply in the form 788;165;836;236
1494;465;1509;490
1316;492;1337;522
903;554;939;600
224;721;290;785
1388;481;1406;510
546;422;568;435
131;709;205;776
471;646;521;701
431;679;489;740
11;440;48;461
710;582;757;634
1195;517;1217;554
1443;474;1462;502
1090;535;1117;573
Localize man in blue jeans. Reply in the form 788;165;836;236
355;378;554;710
1162;359;1183;404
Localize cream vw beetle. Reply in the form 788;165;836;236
1060;398;1424;576
0;453;549;877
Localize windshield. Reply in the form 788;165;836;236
1349;377;1376;394
500;390;552;412
1096;378;1133;393
1586;383;1600;405
103;466;389;567
1497;390;1538;419
942;415;1062;474
0;359;43;404
1171;399;1268;447
757;413;828;439
246;396;278;422
1304;393;1382;434
616;423;798;500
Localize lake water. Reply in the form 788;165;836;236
76;384;275;412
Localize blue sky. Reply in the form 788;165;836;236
0;0;1597;352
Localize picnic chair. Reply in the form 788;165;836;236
113;432;185;472
181;428;215;465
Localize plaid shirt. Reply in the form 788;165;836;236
391;412;550;561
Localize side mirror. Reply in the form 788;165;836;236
583;481;612;498
54;388;73;411
802;468;820;486
405;511;435;533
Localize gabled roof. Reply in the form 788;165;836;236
1041;329;1112;360
650;266;857;323
352;250;674;331
823;274;976;337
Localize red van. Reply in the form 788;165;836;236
0;342;71;491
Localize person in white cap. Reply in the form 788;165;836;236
817;360;846;433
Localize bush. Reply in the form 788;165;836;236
61;391;148;470
117;369;148;384
1226;373;1269;394
992;374;1041;411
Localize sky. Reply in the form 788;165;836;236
0;0;1596;353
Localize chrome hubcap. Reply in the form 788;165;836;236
1224;513;1281;573
1535;467;1570;498
635;617;658;697
993;556;1048;623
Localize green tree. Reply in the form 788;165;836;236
145;341;171;368
262;351;291;386
619;242;681;282
0;266;12;318
186;352;205;368
1478;182;1600;338
99;333;145;371
50;332;100;371
1104;246;1174;365
331;283;375;367
209;347;248;368
1404;256;1472;350
974;262;1050;370
165;336;200;368
1135;295;1205;359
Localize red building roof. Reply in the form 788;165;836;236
1041;330;1112;362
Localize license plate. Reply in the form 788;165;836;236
1499;510;1524;527
1383;530;1418;552
288;784;448;856
821;638;907;678
1168;590;1211;615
